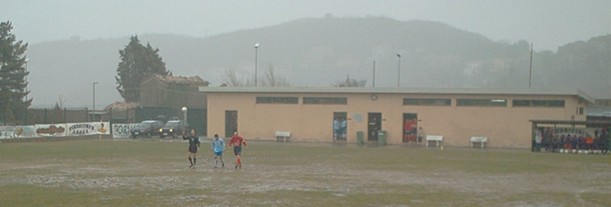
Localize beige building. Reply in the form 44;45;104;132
201;87;594;148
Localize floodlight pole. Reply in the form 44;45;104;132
254;43;260;87
24;58;29;125
25;58;29;102
397;53;402;87
93;82;98;111
372;60;376;87
92;81;98;122
529;43;533;88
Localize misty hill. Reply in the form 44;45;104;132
26;16;610;107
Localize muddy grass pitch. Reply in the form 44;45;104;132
1;137;610;206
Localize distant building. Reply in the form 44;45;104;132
140;75;209;109
201;87;593;148
137;75;209;133
587;99;611;123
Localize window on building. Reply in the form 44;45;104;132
595;99;611;106
256;96;299;104
303;97;347;105
403;98;451;106
512;100;565;107
457;99;507;107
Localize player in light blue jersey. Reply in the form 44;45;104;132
211;134;225;168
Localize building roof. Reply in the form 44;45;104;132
199;86;596;103
143;75;210;86
105;101;140;110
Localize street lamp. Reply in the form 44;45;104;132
93;82;98;112
254;43;260;87
181;107;188;124
529;43;533;88
396;53;401;87
372;60;376;87
25;58;29;102
24;58;29;125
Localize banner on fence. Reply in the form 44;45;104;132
2;122;137;140
112;123;139;138
35;124;68;137
66;122;110;136
0;126;17;139
0;126;36;139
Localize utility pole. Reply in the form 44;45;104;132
372;60;376;87
397;53;401;87
529;43;533;88
254;43;260;87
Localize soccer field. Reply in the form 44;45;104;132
1;138;610;207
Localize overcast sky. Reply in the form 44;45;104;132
3;0;611;51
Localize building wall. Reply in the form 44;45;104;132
206;91;587;148
140;78;166;107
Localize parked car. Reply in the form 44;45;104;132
159;119;189;138
130;120;164;138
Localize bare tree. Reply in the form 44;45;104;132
223;66;289;87
52;95;67;123
55;95;67;108
222;69;244;87
332;74;367;87
263;65;290;87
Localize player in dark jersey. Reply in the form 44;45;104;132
228;131;247;169
183;128;200;168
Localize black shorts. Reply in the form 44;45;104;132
233;146;242;156
189;146;198;153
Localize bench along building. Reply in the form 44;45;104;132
201;87;593;148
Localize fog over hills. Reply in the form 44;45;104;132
26;16;610;108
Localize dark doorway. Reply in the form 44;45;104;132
333;112;347;141
403;113;418;143
225;110;238;138
368;112;382;141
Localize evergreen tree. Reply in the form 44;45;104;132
0;21;30;125
115;36;168;102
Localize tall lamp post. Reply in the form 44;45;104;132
372;60;376;87
24;58;29;125
93;81;98;110
254;43;260;87
24;58;29;101
529;43;533;88
396;53;402;87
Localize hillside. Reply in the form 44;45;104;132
26;16;611;107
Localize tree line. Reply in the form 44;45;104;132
0;21;297;125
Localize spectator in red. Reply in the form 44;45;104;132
585;135;594;152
